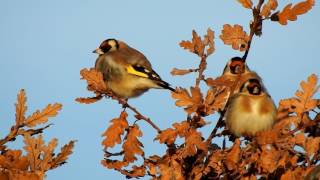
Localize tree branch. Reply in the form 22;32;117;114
242;0;265;61
103;94;161;133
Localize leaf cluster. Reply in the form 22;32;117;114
0;90;75;180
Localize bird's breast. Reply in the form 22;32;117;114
226;95;276;137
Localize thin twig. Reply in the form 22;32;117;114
206;111;225;143
242;0;265;61
195;55;207;87
103;94;161;133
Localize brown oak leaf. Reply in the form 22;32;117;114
172;87;203;115
275;0;315;25
170;68;194;76
279;74;319;119
75;95;103;104
120;165;146;178
155;121;190;144
179;29;215;57
204;28;215;56
23;134;45;171
220;24;249;51
50;140;76;169
15;89;27;126
101;159;129;170
123;125;144;163
225;139;241;170
24;103;62;127
0;150;28;170
305;137;320;157
102;111;129;149
237;0;253;9
181;129;207;157
260;0;278;17
80;68;107;93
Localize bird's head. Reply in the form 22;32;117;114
240;78;262;95
228;57;246;74
93;39;120;55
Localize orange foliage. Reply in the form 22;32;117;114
220;24;249;52
77;0;318;179
237;0;253;9
0;90;75;180
276;0;315;25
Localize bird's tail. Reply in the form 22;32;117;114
157;80;175;92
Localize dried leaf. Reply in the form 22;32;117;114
181;129;207;157
155;121;190;144
220;24;249;51
80;68;107;93
204;150;224;176
171;159;184;180
75;95;103;104
305;137;320;157
180;29;215;57
204;88;229;114
258;145;280;173
0;150;28;170
206;76;234;88
260;0;278;17
171;68;193;76
172;87;203;115
275;0;315;25
41;138;58;171
123;125;144;163
237;0;253;9
15;89;27;126
155;128;177;145
25;103;62;127
204;28;215;56
23;134;45;171
121;165;146;178
279;74;319;118
102;111;129;149
225;139;241;170
101;159;129;170
158;162;172;180
50;140;76;169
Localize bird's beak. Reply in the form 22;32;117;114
92;48;104;55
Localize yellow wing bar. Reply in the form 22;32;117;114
126;65;149;78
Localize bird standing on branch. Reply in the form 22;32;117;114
93;38;175;99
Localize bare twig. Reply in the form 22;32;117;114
195;56;207;87
242;0;265;61
103;94;161;133
206;111;225;143
0;125;19;146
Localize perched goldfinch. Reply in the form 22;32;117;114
222;57;264;93
225;78;276;137
93;39;174;99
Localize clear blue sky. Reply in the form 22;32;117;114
0;1;319;179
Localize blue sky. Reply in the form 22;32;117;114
0;0;319;179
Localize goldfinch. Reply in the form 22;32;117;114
93;39;174;99
225;78;276;137
222;57;264;93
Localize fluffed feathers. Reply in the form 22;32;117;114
94;39;174;98
225;78;276;137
